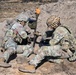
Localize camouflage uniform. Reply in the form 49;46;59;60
29;26;75;66
18;15;76;73
3;22;33;62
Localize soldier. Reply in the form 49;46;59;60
18;15;76;73
0;14;33;68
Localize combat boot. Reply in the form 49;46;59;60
18;64;36;73
0;58;11;68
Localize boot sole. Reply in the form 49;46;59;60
18;67;36;73
0;64;11;68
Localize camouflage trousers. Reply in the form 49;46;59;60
3;38;33;62
29;45;69;67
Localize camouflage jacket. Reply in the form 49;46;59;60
4;22;27;44
49;25;76;51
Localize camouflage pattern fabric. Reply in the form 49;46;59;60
3;22;28;50
29;26;76;67
29;45;62;66
3;44;33;62
49;26;70;46
2;22;33;62
17;45;33;57
11;22;27;39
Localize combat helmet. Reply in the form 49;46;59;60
16;13;28;22
46;15;61;28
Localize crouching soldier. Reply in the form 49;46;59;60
18;15;76;73
0;14;33;68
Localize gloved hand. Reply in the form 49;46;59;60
67;49;73;57
33;31;41;36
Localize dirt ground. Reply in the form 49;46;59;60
0;0;76;75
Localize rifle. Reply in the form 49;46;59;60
33;8;40;47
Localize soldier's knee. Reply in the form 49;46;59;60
6;48;15;55
38;46;48;55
